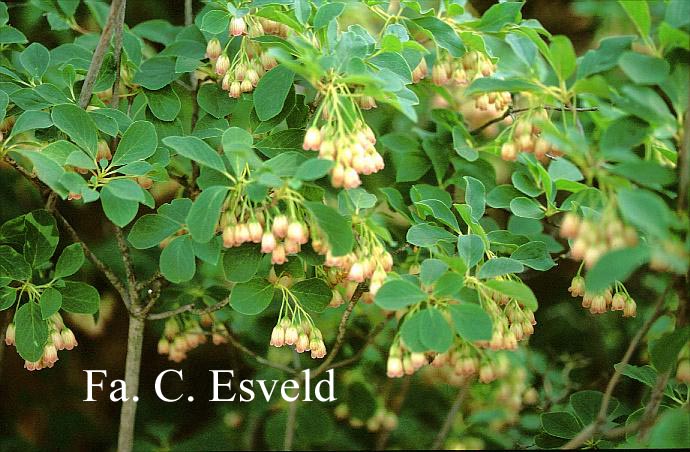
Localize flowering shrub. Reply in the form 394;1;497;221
0;0;688;450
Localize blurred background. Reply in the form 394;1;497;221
0;0;674;450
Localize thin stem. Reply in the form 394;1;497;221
225;331;297;374
114;226;138;311
283;351;301;451
431;384;468;450
470;105;598;136
561;284;670;449
146;298;230;320
78;0;126;108
109;0;127;110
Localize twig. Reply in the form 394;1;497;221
431;384;468;450
327;323;386;371
225;331;297;375
470;105;599;136
561;285;670;449
308;283;366;379
117;315;145;452
114;226;138;311
677;91;690;213
284;351;301;451
108;0;127;110
146;298;230;320
53;210;130;308
637;369;671;440
78;0;126;108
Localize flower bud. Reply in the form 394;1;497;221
248;221;263;243
271;243;287;265
261;231;276;253
343;167;361;189
240;79;253;92
97;140;112;161
230;16;247;36
500;142;517;161
5;323;15;346
623;296;637;317
611;292;626;311
215;54;230;76
157;338;170;355
272;215;289;238
43;344;59;364
386;356;404;378
61;328;78;350
287;222;308;244
590;294;607;314
568;276;585;297
676;359;690;384
410;352;427;370
229;81;242;98
560;213;580;239
284;239;300;255
329;289;344;308
212;332;227;345
205;38;222;60
331;163;345;187
223;225;236;248
295;333;310;353
51;330;64;350
347;262;365;283
284;325;299;346
303;126;322;151
270;326;285;347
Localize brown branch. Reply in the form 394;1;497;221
146;298;230;320
677;91;690;213
637;369;671;440
108;0;127;110
284;351;301;451
78;0;126;108
224;331;297;375
431;384;468;450
327;322;386;372
308;283;366;379
470;105;599;136
117;315;145;452
561;284;670;449
114;226;138;310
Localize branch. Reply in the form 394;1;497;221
146;298;230;320
561;285;669;449
78;0;126;108
470;105;599;136
284;351;302;451
327;322;386;371
308;283;366;379
677;90;690;213
224;331;297;375
637;369;671;440
114;226;139;309
108;0;127;110
431;384;468;450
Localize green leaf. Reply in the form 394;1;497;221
413;17;464;57
510;197;544;219
570;390;618;425
418;308;453;352
163;136;227;174
0;287;17;310
314;2;345;29
415;200;459;232
549;35;576;80
618;52;670;85
449;303;492;341
619;0;650;37
665;0;690;28
487;185;522;209
291;278;332;313
128;214;180;249
39;287;62;320
294;159;333;181
133;57;177;90
58;280;100;314
14;302;49;362
617;188;674;238
420;259;448;286
197;83;236;119
23;221;56;268
457;235;484;268
187;186;229;243
649;326;690;373
464;176;485;222
160;235;196;283
406;223;456;248
223;244;261;283
230;277;275;315
433;272;465;298
585;246;649;293
54;243;85;279
51;103;98;158
103;179;145;202
20;42;50;79
222;127;261;176
304;202;353;257
253;65;295;121
511;241;555;271
478;1;523;32
111;120;158;166
465;77;540;96
400;310;427;352
100;185;139;227
484;279;538;311
478;257;524;279
375;279;427;310
647;408;690;449
145;86;181;121
0;245;32;280
541;411;581;439
200;9;230;34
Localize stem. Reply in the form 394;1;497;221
561;284;670;449
431;384;468;450
283;351;301;451
78;0;126;108
470;105;598;136
109;0;127;110
116;315;145;452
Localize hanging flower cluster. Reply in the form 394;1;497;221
269;283;327;359
568;276;637;317
302;87;384;188
334;402;399;432
157;314;228;363
560;211;638;268
204;15;282;98
5;313;78;371
500;108;561;162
